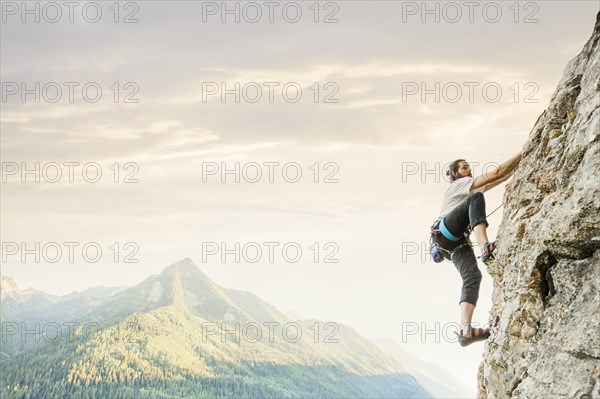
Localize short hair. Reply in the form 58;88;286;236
447;159;466;182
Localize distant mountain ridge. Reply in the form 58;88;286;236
1;274;61;321
1;274;127;323
372;338;475;399
1;258;437;398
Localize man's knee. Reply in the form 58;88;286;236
468;191;484;202
464;268;482;287
467;191;488;229
473;268;482;286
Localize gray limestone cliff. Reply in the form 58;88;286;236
477;12;600;399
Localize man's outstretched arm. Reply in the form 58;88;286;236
483;172;513;192
471;151;522;191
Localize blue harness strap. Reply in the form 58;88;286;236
438;216;462;241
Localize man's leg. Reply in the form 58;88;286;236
473;224;490;252
460;301;475;333
444;191;490;252
451;245;482;336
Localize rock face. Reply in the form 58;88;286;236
477;12;600;399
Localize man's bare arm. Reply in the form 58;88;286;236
471;151;522;190
483;172;512;192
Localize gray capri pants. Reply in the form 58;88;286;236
435;192;487;306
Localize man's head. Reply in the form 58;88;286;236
447;159;472;182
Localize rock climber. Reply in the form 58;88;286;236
431;152;522;346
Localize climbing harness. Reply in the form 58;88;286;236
429;218;472;263
429;201;502;264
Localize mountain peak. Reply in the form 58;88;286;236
1;260;436;397
162;258;204;277
161;258;214;285
1;275;19;298
95;258;250;323
170;257;196;269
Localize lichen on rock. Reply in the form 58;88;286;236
478;12;600;399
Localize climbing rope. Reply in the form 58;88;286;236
487;203;503;218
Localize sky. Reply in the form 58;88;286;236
2;0;599;395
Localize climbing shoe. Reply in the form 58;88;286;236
456;325;490;347
481;241;497;266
